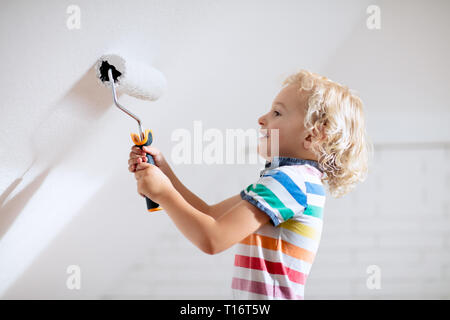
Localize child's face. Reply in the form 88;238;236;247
257;83;314;161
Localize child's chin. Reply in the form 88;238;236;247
257;141;272;161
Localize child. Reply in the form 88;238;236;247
128;69;370;300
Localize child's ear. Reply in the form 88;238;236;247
304;125;326;150
303;134;313;150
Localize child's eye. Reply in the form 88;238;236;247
273;111;281;116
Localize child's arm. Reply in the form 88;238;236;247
134;164;270;254
208;194;241;219
163;163;211;215
162;160;242;220
130;145;210;216
157;187;270;255
130;145;240;220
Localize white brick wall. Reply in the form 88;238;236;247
103;144;450;299
307;144;450;299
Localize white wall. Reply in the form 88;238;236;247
1;0;449;299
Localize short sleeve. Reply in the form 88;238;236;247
240;167;308;227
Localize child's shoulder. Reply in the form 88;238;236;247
266;164;325;197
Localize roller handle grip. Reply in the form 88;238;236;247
131;129;163;213
141;151;161;211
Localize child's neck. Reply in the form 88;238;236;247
276;150;318;162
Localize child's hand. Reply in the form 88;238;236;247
128;145;167;173
134;162;174;202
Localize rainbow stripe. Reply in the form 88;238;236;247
232;164;325;300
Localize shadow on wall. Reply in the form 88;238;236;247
0;64;116;238
2;171;158;299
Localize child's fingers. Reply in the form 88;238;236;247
128;155;148;166
136;162;151;171
129;148;146;158
128;146;150;174
128;156;141;165
141;145;152;153
134;164;152;180
142;145;159;155
131;145;145;153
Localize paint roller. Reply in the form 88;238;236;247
94;53;167;212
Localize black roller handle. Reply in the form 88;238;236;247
131;129;163;213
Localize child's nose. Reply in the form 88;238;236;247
258;115;266;126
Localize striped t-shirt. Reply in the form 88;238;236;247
232;156;326;300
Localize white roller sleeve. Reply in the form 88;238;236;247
95;53;167;101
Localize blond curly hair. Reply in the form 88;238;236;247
282;69;372;198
